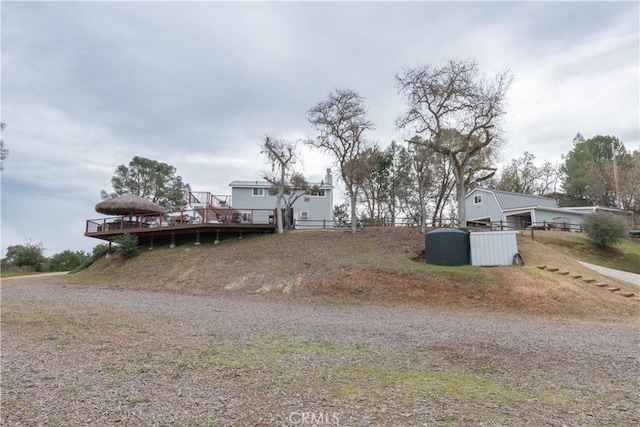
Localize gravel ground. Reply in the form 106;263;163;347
2;276;639;426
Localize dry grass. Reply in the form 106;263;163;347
69;227;639;321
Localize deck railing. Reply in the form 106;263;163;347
188;191;232;209
85;207;275;234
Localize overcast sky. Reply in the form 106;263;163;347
1;1;638;257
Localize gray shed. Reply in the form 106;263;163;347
469;231;519;266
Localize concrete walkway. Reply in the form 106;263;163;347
578;262;640;287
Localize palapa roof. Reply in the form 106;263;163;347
95;194;166;216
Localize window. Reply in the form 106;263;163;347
299;211;310;220
473;194;483;205
252;188;264;197
308;189;325;197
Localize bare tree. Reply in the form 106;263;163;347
260;136;298;234
406;137;438;232
494;151;562;196
307;88;374;233
351;145;393;225
280;172;315;229
619;149;640;214
396;59;512;227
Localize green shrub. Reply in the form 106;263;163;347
113;233;139;259
1;240;48;272
582;211;628;248
49;250;89;271
71;244;110;273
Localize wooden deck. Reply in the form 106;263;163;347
85;205;277;247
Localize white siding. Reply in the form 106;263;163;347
533;209;584;227
466;189;504;223
469;231;519;266
230;185;334;227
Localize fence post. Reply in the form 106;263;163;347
323;219;326;229
500;220;503;231
531;226;534;241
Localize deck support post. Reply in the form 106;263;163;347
214;229;220;245
149;235;154;250
195;230;201;245
238;230;243;240
170;232;176;248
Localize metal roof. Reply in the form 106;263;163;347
228;180;271;188
472;189;559;210
229;180;332;189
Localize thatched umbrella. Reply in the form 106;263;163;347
95;194;166;216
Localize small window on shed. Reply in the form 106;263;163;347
474;194;483;205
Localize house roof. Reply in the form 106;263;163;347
229;180;333;189
229;180;271;188
469;189;559;210
502;206;587;215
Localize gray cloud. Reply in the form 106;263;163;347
1;1;637;256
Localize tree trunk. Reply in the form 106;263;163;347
417;180;427;234
454;169;467;228
349;186;357;234
275;190;284;234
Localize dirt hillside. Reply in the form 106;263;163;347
72;227;639;321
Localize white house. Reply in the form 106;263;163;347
465;188;626;230
229;169;334;229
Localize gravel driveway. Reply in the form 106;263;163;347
2;276;639;426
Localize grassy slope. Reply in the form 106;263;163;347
528;230;640;274
69;228;639;322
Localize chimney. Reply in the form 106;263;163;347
324;168;333;186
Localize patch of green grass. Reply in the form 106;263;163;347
128;395;149;405
1;397;23;409
534;232;640;274
0;271;44;278
178;344;255;371
569;239;639;274
1;301;78;334
397;256;503;284
330;365;530;405
65;271;113;285
103;363;120;373
55;339;70;351
247;333;346;359
353;341;373;352
424;264;489;284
